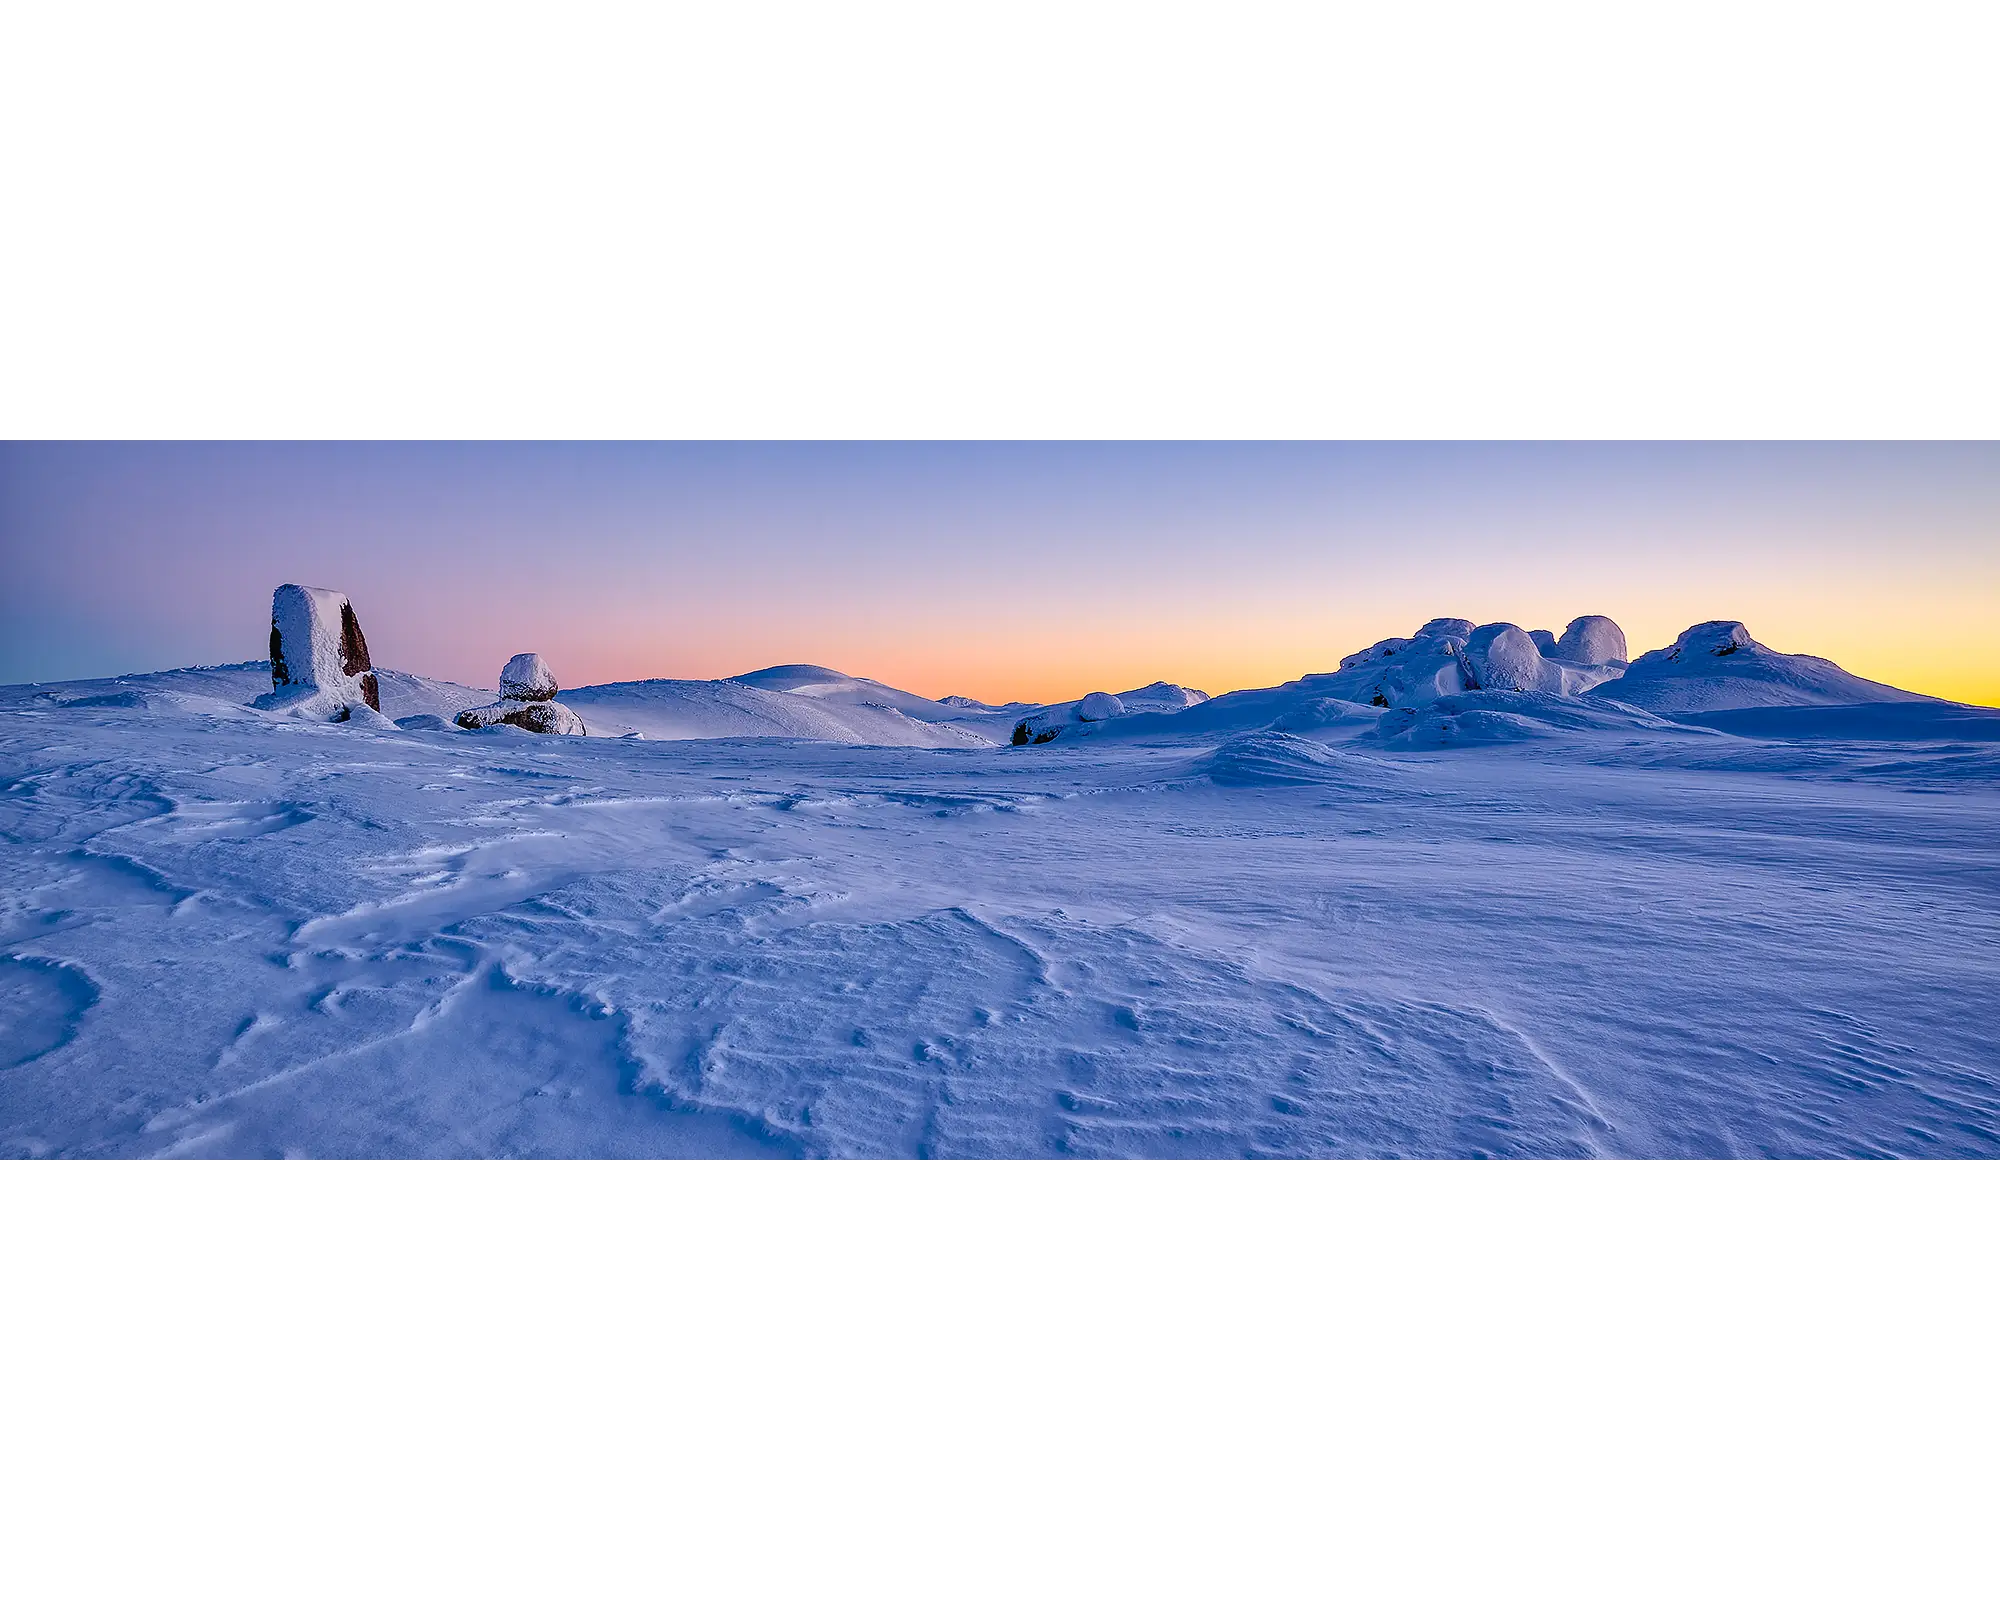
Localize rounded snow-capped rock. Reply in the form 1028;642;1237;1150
1413;618;1474;643
1665;620;1753;660
1463;623;1564;693
499;652;559;701
1339;636;1415;670
258;583;381;718
453;652;586;735
1548;615;1628;666
1075;691;1124;722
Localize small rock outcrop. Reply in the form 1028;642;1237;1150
1660;620;1753;661
455;653;586;735
255;584;382;720
1318;612;1632;708
1012;690;1126;745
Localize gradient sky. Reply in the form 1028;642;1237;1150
3;442;1996;706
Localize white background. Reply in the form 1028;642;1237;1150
3;4;1996;1595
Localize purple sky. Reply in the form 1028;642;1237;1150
3;442;1996;704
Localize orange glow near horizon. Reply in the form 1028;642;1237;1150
5;443;1997;710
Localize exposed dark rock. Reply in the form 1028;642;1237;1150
259;584;380;718
454;653;585;735
499;652;558;702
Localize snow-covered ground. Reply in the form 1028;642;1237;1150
4;628;1997;1159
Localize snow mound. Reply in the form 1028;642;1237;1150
254;584;381;721
4;662;489;725
1117;681;1210;711
1202;731;1390;786
371;669;491;722
726;664;977;723
1596;621;1930;713
565;677;994;747
1365;692;1708;749
31;686;260;720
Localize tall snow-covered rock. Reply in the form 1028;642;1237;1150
455;653;587;735
256;584;382;720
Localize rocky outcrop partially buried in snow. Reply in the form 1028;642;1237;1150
1012;691;1127;745
254;585;385;721
455;653;587;735
1323;615;1628;708
1007;682;1211;745
1591;621;1928;713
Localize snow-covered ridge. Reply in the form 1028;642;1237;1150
1590;620;1930;713
3;608;1977;752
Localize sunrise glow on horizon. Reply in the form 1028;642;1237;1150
3;442;1996;708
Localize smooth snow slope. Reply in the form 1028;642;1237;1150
13;661;493;724
564;676;994;747
2;678;1995;1158
727;664;973;721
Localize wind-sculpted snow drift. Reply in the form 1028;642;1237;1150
3;606;1996;1158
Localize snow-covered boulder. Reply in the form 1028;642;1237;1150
1462;623;1566;693
1369;645;1472;706
1115;681;1210;712
254;584;381;720
1076;691;1124;722
456;699;587;735
498;652;559;701
1545;615;1628;667
455;653;587;735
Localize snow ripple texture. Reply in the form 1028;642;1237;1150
2;686;1997;1157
